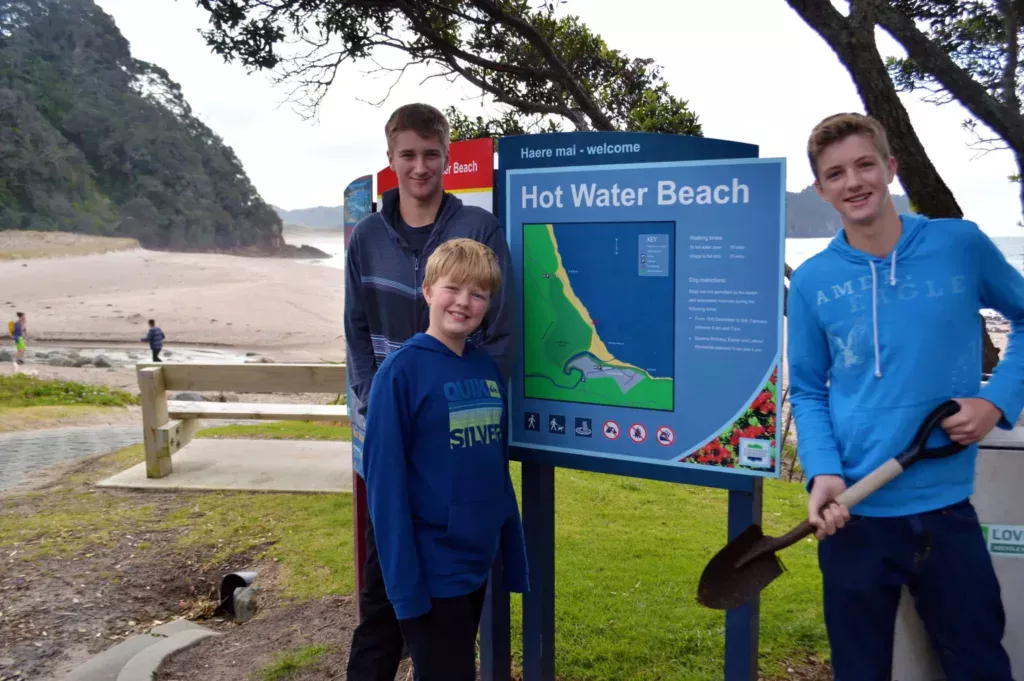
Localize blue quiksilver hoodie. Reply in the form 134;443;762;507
788;214;1024;517
362;333;529;620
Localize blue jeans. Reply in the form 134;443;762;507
818;499;1014;680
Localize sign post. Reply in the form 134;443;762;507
343;174;374;609
484;132;786;681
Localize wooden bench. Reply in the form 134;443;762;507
137;362;348;479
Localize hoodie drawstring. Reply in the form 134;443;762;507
869;252;899;379
870;261;882;378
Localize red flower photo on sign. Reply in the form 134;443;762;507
679;366;778;470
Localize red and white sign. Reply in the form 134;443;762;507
376;137;495;212
602;420;620;440
628;423;647;444
655;426;675;447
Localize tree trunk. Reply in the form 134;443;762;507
785;0;1001;374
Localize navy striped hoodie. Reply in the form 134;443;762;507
345;188;517;472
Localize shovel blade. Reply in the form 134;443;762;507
697;524;785;610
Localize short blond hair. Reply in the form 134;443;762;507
424;238;502;298
385;103;450;154
807;112;892;180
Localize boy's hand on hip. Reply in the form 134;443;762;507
942;397;1002;445
808;474;850;540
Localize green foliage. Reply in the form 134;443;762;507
886;1;1019;108
258;645;332;681
0;374;138;408
196;0;701;137
0;0;282;250
446;106;562;142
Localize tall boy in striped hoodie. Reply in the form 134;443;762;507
343;102;516;681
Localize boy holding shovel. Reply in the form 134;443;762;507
788;112;1024;678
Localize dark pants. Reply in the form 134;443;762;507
346;515;408;681
151;347;162;362
399;581;488;681
818;498;1013;681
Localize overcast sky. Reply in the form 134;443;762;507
93;0;1022;236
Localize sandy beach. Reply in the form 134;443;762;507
0;230;345;357
0;230;346;394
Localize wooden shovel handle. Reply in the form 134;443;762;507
766;458;906;553
834;458;905;509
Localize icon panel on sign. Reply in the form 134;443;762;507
656;426;675;446
602;420;620;440
524;412;540;431
574;418;593;437
549;415;566;434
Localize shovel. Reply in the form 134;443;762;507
696;399;966;610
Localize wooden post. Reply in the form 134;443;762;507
138;367;171;478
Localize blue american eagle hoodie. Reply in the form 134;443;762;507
788;214;1024;517
362;333;529;619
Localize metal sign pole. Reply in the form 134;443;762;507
725;481;763;680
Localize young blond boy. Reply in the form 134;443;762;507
357;238;528;681
788;112;1024;678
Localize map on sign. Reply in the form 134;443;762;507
522;221;674;411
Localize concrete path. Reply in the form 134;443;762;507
0;426;142;491
63;619;218;681
97;439;353;493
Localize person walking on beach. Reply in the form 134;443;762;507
344;102;517;681
788;112;1024;679
142;319;165;362
10;312;27;365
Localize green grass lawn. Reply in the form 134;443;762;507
194;420;828;678
0;404;129;432
0;374;138;408
198;421;351;441
1;419;827;679
258;644;333;681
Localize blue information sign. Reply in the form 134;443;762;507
505;157;785;477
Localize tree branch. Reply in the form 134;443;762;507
785;0;964;219
441;52;589;129
466;0;615;130
996;0;1021;111
868;0;1024;151
392;1;559;81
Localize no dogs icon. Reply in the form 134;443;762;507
628;423;647;444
